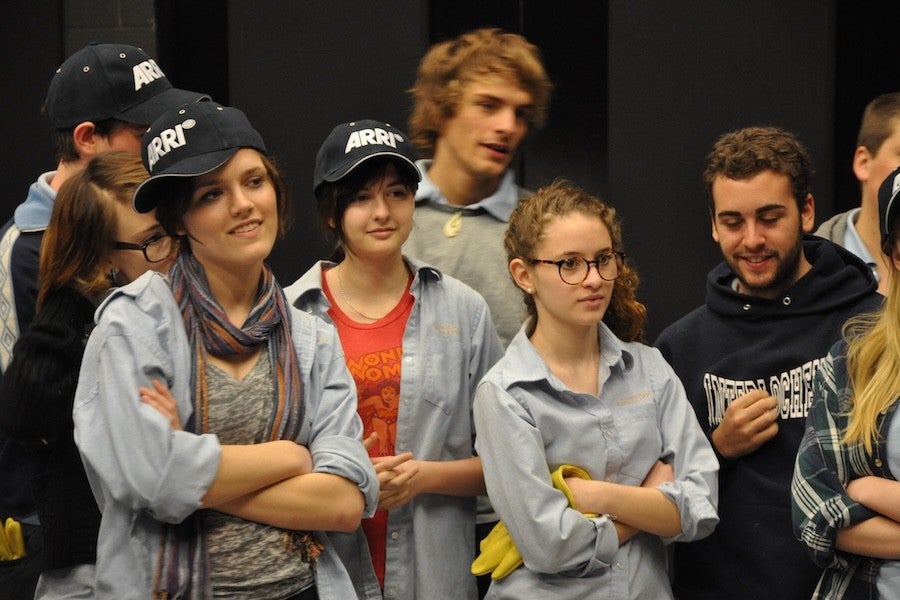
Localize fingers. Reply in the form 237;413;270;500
363;432;378;451
139;379;181;430
371;452;414;472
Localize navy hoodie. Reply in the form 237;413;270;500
655;236;882;600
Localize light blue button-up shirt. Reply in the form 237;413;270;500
286;257;504;600
73;272;378;600
474;322;719;599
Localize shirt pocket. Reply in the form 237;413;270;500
420;339;464;417
614;401;663;484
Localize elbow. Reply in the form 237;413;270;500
328;490;365;533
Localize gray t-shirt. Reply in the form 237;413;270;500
205;345;315;599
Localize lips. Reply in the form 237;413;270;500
231;220;261;234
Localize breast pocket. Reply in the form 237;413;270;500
614;401;662;484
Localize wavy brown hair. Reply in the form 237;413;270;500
38;151;149;310
505;179;646;342
408;27;553;158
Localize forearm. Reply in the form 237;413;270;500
214;472;365;533
201;441;307;507
836;516;900;559
577;480;682;537
414;456;486;497
848;476;900;522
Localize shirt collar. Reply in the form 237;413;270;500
842;207;879;281
414;159;520;221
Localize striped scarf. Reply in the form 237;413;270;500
152;249;311;599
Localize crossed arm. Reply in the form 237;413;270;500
836;476;900;559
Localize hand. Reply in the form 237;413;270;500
371;453;418;510
642;460;674;488
140;379;182;430
711;389;779;458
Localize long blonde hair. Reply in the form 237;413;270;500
843;243;899;454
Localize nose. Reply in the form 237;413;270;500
371;193;391;219
743;221;765;248
494;106;517;134
582;260;605;286
229;186;254;215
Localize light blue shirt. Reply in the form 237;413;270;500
474;322;719;599
285;257;504;600
842;207;879;282
73;272;378;600
414;159;520;221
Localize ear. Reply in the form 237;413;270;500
710;217;720;243
852;146;871;183
509;257;533;293
800;193;815;233
71;121;100;159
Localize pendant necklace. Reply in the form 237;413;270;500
336;264;381;321
443;211;463;237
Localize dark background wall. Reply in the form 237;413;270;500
3;1;900;340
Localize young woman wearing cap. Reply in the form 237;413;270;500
285;119;504;600
0;151;175;599
471;180;718;598
72;102;378;600
792;167;900;599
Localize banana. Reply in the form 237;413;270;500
4;518;25;560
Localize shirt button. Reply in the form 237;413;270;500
391;531;399;539
742;304;751;311
875;458;883;467
615;562;624;570
404;356;413;363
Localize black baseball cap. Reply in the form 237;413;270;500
46;43;207;130
879;165;900;246
314;119;420;194
133;101;267;213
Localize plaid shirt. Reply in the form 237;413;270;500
791;342;894;599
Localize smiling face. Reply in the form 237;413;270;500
337;162;415;262
711;169;815;299
181;148;278;276
511;211;615;333
432;75;533;185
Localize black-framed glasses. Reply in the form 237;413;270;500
113;233;175;263
528;252;626;284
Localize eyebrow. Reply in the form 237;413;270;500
716;204;788;219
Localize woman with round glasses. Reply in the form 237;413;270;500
472;179;719;598
0;151;175;599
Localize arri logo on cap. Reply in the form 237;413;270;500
133;58;166;91
345;128;404;153
146;119;197;171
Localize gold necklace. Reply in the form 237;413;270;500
336;264;381;321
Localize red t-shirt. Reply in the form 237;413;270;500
323;270;413;588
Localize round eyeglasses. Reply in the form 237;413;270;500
528;252;625;285
113;233;175;263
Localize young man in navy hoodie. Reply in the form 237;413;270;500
655;126;883;600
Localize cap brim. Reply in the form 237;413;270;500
133;147;238;213
117;87;210;126
318;152;421;192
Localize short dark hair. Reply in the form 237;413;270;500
703;126;813;213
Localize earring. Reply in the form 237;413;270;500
108;268;120;287
525;287;533;294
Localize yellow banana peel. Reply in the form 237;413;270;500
0;517;25;560
471;464;596;580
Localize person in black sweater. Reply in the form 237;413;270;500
0;151;175;598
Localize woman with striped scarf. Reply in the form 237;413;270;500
73;101;378;600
